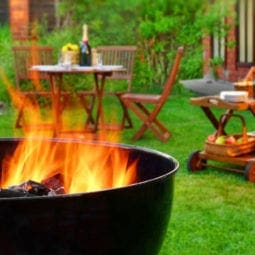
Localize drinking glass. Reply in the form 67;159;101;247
62;52;72;70
58;52;63;66
97;53;103;67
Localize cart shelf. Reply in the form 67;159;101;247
188;95;255;182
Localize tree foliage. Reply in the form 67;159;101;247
54;0;235;87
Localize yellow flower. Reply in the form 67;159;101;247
72;44;79;51
62;43;79;52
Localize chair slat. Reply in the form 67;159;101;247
13;45;53;90
97;45;137;92
121;46;184;141
77;45;137;129
12;45;69;129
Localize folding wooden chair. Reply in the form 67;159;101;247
120;46;184;141
12;45;69;128
77;45;137;129
97;45;137;92
77;89;96;126
97;45;137;129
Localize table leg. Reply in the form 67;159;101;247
94;73;106;131
48;73;63;136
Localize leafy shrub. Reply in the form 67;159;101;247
0;0;236;103
0;24;14;103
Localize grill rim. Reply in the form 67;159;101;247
0;137;179;201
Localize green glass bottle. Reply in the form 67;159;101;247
80;24;91;66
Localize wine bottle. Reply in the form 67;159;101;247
80;24;91;66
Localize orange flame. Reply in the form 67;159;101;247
1;139;137;193
0;68;46;135
0;46;138;194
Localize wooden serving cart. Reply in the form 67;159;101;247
188;95;255;182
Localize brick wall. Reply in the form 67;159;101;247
202;36;212;76
8;0;56;40
203;33;250;82
223;14;250;81
202;8;251;82
9;0;29;40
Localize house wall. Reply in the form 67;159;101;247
8;0;55;40
30;0;56;31
202;36;211;75
9;0;29;40
224;14;250;81
203;5;251;82
7;1;250;82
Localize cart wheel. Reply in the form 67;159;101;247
244;160;255;182
187;150;206;172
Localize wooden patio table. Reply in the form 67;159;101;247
31;64;125;136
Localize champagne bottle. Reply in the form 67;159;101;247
80;24;91;66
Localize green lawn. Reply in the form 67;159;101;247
1;84;255;255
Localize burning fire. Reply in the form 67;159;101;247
0;138;137;194
0;47;138;194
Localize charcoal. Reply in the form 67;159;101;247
0;188;35;198
42;173;66;194
9;180;51;196
0;173;66;198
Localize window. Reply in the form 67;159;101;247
211;24;226;61
211;2;226;63
237;0;254;65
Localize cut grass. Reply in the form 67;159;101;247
120;86;255;255
1;84;255;255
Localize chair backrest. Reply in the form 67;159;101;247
242;66;255;82
12;45;53;90
96;45;137;92
159;46;184;103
